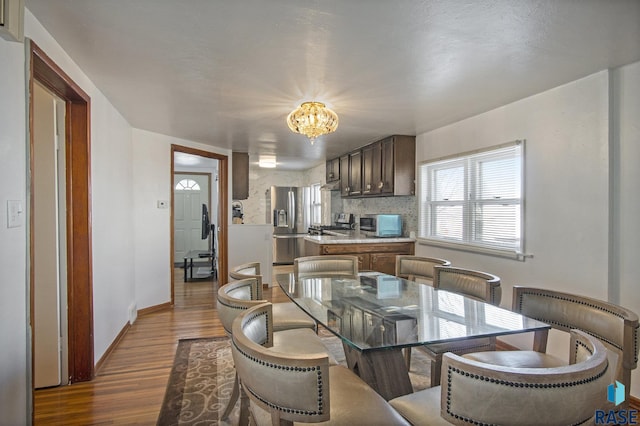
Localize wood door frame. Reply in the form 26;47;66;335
29;39;94;386
171;145;229;303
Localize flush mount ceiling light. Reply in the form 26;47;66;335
258;155;277;168
286;101;338;144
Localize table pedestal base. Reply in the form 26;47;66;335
342;342;413;401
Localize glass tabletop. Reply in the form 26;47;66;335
276;272;550;352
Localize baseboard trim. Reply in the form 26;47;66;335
95;322;130;375
138;302;172;317
630;395;640;410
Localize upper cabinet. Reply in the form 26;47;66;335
329;135;415;198
326;157;340;182
232;152;249;200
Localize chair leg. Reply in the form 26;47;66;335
403;347;412;370
239;381;250;426
429;354;443;387
220;371;240;421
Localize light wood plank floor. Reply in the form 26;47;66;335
34;265;291;425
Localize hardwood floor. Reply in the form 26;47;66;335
34;265;640;423
34;266;291;425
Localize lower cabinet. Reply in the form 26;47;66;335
304;241;415;275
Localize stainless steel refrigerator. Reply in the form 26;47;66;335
267;186;309;264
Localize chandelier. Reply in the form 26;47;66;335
286;101;339;144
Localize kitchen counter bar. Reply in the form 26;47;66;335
304;234;415;275
304;234;415;244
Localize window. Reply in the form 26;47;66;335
418;141;524;258
310;183;322;225
175;179;201;191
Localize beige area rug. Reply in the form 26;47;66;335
157;330;433;425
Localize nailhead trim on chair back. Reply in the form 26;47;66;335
441;330;609;426
231;303;331;423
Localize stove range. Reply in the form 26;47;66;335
308;224;352;235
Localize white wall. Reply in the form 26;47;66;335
0;29;29;425
416;71;610;302
614;61;640;397
25;10;138;367
132;129;231;309
415;67;640;395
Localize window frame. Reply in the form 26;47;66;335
418;140;526;260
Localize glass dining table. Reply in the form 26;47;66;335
276;271;551;401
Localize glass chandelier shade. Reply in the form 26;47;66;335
286;101;339;144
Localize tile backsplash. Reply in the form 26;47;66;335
331;192;417;237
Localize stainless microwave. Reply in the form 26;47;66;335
359;214;402;237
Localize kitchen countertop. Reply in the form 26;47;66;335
304;232;415;244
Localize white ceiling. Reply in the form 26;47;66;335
25;0;640;170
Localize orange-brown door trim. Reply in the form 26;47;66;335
171;145;229;303
29;40;94;387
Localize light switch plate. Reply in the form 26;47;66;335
7;200;23;228
157;200;169;209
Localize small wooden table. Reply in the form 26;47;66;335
276;272;550;400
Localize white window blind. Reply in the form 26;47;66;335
418;141;524;258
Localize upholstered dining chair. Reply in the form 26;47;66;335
417;265;502;387
395;255;451;369
229;261;317;332
216;278;326;423
231;302;411;426
465;286;639;409
389;329;609;426
395;255;451;285
293;255;359;281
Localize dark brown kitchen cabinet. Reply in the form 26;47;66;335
232;152;249;200
362;141;382;195
383;135;416;196
304;240;415;274
348;150;363;196
340;155;350;196
331;135;415;198
340;151;363;197
326;157;340;182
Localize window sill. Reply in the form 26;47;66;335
416;238;532;261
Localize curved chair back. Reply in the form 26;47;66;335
229;261;263;299
439;329;609;425
433;265;501;305
294;255;359;281
231;303;331;424
513;286;639;406
216;277;264;336
395;255;450;284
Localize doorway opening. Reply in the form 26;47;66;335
170;145;228;305
29;40;94;389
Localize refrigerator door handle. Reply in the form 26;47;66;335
288;190;295;230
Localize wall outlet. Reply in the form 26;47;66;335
128;303;137;324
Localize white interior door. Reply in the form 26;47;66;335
174;173;210;260
33;82;67;388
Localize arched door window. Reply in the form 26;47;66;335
175;179;201;191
